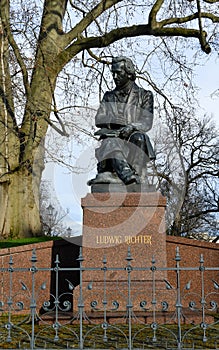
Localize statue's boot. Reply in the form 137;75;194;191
97;160;113;173
87;171;121;185
87;160;122;185
112;158;140;185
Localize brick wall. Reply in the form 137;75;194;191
166;235;219;267
166;236;219;314
0;238;81;314
0;236;218;315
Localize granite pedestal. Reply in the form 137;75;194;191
76;191;168;316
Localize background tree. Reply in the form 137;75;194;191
40;180;70;236
154;114;218;238
0;0;218;238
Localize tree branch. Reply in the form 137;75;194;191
187;206;219;220
55;1;219;68
159;12;219;27
43;115;69;137
0;1;31;99
204;0;219;3
58;23;211;69
51;93;69;137
196;0;209;53
63;0;123;47
74;25;210;51
149;0;164;28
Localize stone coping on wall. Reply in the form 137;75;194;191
167;235;219;251
0;240;54;257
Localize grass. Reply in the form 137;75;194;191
0;315;219;349
0;235;62;249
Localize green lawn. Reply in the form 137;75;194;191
0;235;62;249
0;318;219;349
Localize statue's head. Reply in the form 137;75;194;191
111;56;136;87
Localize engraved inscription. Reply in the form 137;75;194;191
96;235;152;245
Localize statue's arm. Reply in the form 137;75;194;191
95;92;110;129
95;92;121;138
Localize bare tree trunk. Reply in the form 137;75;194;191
0;170;41;238
0;1;54;238
0;132;45;238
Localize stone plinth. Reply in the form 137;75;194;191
79;192;168;312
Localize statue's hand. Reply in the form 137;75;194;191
94;128;120;139
94;128;110;136
119;125;134;139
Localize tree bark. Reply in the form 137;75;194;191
0;169;41;238
0;0;58;238
0;123;44;238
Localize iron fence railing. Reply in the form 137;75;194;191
0;246;218;349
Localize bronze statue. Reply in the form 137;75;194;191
88;56;155;187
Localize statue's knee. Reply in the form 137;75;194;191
129;132;145;146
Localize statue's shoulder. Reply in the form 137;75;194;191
136;85;153;103
102;89;116;101
133;84;153;108
135;84;152;96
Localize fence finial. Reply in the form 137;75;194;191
126;246;133;262
31;249;37;263
77;246;84;262
175;246;181;262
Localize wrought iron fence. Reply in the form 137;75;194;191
0;246;218;349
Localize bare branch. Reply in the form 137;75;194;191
0;3;31;99
68;1;85;15
59;23;211;69
43;115;69;137
197;0;209;53
204;0;219;3
79;25;209;50
63;0;123;47
149;0;165;27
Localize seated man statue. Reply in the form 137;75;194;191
88;56;155;186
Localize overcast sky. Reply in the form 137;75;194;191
195;57;219;125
